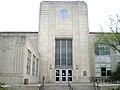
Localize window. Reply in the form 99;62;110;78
107;70;111;76
36;59;39;76
95;68;101;72
32;55;36;76
55;40;60;66
94;44;110;55
68;70;72;76
68;70;72;81
27;50;31;75
67;40;72;66
106;64;111;67
95;72;101;77
101;67;106;76
94;44;112;77
62;70;66;76
116;50;120;62
56;70;60;76
55;39;72;68
95;63;112;77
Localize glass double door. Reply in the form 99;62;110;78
55;69;72;83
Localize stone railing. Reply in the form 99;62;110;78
99;84;120;90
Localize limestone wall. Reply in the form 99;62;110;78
0;32;40;84
39;1;90;83
0;35;25;84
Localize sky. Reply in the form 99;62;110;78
0;0;120;32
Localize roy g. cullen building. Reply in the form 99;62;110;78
0;1;119;84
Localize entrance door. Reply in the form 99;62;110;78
56;70;60;83
61;70;67;83
68;70;72;82
55;69;72;83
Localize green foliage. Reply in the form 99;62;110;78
109;62;120;81
0;87;8;90
94;14;120;53
94;14;120;82
95;32;120;53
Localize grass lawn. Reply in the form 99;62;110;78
0;87;8;90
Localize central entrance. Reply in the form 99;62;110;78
55;69;72;83
55;39;73;83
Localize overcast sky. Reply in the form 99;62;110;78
0;0;120;32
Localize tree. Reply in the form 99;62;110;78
109;62;120;82
94;14;120;82
94;14;120;53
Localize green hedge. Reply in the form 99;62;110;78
0;87;8;90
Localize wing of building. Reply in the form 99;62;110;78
0;32;39;84
0;1;119;84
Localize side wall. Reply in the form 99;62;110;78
23;33;40;84
0;32;40;84
0;35;25;84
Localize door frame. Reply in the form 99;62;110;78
55;69;73;83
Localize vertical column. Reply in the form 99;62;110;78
39;2;50;82
78;2;90;82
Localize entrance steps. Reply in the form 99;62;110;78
42;83;94;90
43;85;69;90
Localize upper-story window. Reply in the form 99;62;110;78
94;44;110;55
32;55;36;76
55;39;72;68
60;9;68;20
116;45;120;62
27;49;31;75
36;58;39;76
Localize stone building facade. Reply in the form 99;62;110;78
0;32;39;84
39;1;90;83
0;1;119;84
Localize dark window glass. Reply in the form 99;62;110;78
68;77;72;81
56;70;60;76
101;67;106;71
101;72;106;76
68;70;72;76
101;67;106;76
62;77;66;81
61;40;66;65
107;70;111;76
67;40;72;66
56;77;60;81
62;70;66;76
55;40;60;65
55;39;72;68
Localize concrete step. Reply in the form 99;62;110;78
43;85;69;90
42;84;94;90
73;85;94;90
